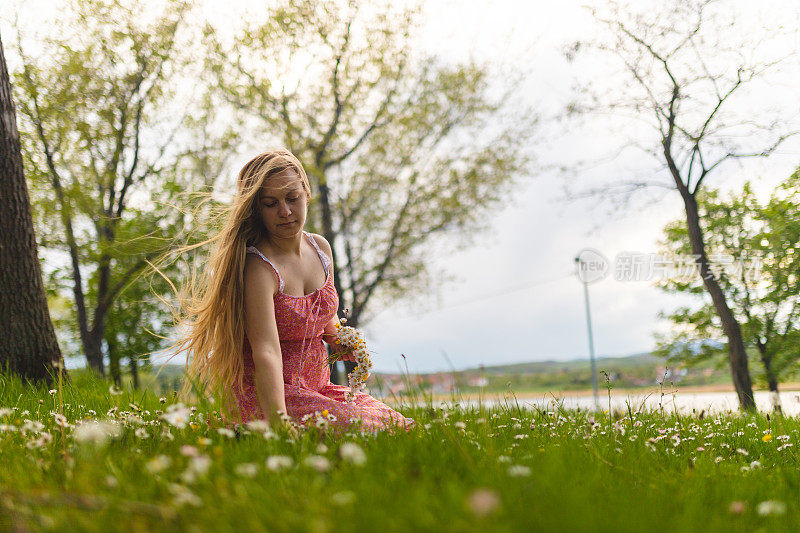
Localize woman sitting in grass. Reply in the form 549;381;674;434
169;149;414;434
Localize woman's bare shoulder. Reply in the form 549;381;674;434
243;252;278;295
308;233;333;258
242;253;280;353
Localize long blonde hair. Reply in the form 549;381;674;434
162;149;311;417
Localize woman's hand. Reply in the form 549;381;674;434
327;342;357;363
322;315;356;362
280;420;299;440
336;346;357;362
322;331;338;347
271;410;299;440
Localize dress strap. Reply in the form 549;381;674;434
245;246;285;292
303;231;331;278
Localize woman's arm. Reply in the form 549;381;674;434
322;317;339;346
311;233;356;362
243;255;288;427
322;316;356;362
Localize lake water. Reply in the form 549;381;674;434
439;390;800;416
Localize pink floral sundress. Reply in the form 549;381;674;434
233;231;414;433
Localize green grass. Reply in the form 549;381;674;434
0;371;799;531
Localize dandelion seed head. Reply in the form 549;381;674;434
146;455;172;474
303;455;331;472
217;428;236;439
757;500;786;516
245;420;270;433
507;465;531;477
50;412;70;428
160;404;191;429
235;463;259;478
339;442;367;466
266;455;293;471
168;483;202;507
73;420;121;446
467;488;501;517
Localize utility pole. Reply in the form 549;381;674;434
574;249;606;410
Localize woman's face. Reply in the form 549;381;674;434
257;168;309;238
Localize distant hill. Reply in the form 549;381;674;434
370;351;734;396
454;352;659;376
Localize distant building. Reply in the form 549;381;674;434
469;377;488;387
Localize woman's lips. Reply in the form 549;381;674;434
278;221;295;227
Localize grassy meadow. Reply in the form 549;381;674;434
1;371;799;531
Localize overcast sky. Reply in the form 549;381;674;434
363;0;800;373
6;0;800;374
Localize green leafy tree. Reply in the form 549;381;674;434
656;174;800;411
101;210;184;386
569;0;799;409
9;0;228;376
203;0;536;330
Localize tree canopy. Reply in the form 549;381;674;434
203;0;536;326
656;171;800;410
10;0;222;375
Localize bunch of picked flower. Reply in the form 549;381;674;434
333;321;373;404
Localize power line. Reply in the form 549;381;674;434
386;271;574;320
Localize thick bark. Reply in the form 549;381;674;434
0;33;65;382
682;192;756;410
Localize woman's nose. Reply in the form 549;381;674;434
279;202;292;217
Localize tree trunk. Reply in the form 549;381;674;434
84;328;106;375
683;192;755;410
327;345;342;386
130;354;139;389
106;330;121;386
316;179;346;314
756;341;781;413
342;360;356;378
87;241;115;375
315;165;351;385
0;33;66;383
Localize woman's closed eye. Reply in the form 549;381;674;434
263;196;299;208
